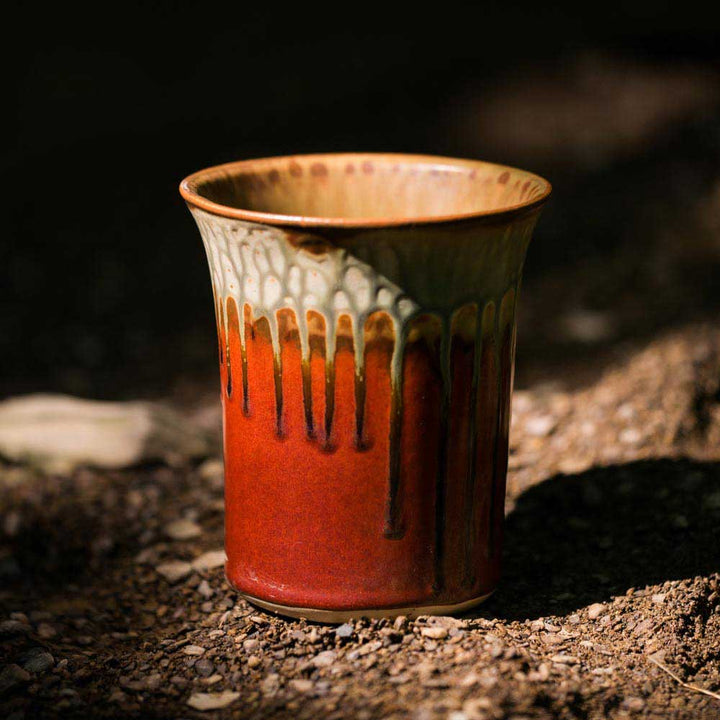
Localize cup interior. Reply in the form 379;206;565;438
181;154;550;225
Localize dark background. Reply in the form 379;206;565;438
6;3;720;399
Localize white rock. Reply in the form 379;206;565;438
187;690;240;711
0;394;211;473
182;645;206;656
525;415;557;438
587;603;605;620
156;561;193;584
311;650;337;668
164;519;202;541
192;550;226;572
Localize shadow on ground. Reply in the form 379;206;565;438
481;458;720;621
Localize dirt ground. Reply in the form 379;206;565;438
2;318;720;720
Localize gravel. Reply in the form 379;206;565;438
1;323;720;719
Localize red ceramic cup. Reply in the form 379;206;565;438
180;154;550;620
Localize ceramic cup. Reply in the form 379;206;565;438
180;154;551;621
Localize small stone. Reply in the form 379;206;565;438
199;458;224;482
194;658;215;677
183;645;206;656
525;415;557;437
0;664;31;694
311;650;337;668
335;623;353;639
164;518;202;541
37;623;57;639
192;550;226;572
651;593;666;604
20;648;55;674
289;678;314;693
623;697;645;711
261;673;280;696
156;561;193;584
197;580;213;599
420;626;448;640
0;620;30;637
202;674;223;685
393;615;407;630
587;603;605;620
550;654;579;665
247;655;262;669
187;690;240;711
619;427;642;445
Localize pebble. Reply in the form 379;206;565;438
20;648;55;673
156;561;193;583
197;579;213;599
587;603;605;620
0;620;30;637
289;678;314;693
187;690;240;711
335;623;354;639
619;427;642;445
550;654;579;665
164;518;202;541
198;458;224;482
37;622;57;639
247;655;262;669
525;415;557;438
182;645;206;656
420;626;448;640
311;650;337;668
0;664;31;694
192;549;226;572
194;658;215;677
261;673;280;696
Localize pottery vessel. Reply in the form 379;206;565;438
180;153;551;620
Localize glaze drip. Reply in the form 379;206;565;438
193;207;530;596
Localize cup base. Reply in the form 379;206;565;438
235;589;495;623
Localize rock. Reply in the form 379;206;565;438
311;650;337;668
192;550;226;572
194;658;215;677
0;664;31;695
525;415;557;438
0;620;30;637
335;623;354;639
261;673;280;696
247;655;262;669
587;603;605;620
421;626;448;640
289;678;314;693
623;697;645;711
156;561;193;583
619;427;642;445
550;654;579;665
20;648;55;673
197;580;213;599
0;394;212;473
182;645;206;656
198;458;224;483
187;690;240;711
164;518;202;540
37;623;57;639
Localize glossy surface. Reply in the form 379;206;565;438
182;153;550;616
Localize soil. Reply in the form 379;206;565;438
2;321;720;719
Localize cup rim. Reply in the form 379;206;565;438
179;152;552;229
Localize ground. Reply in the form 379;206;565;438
1;320;720;720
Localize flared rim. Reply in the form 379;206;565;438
179;152;552;229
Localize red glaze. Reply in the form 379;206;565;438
220;299;507;611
